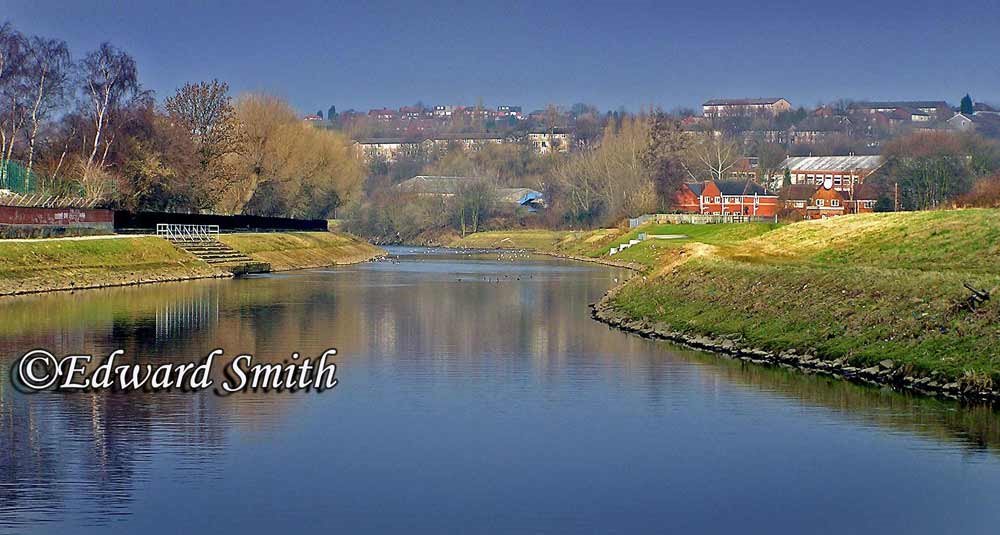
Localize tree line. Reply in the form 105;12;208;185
0;22;361;217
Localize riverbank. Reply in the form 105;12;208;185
597;209;1000;402
450;223;780;269
0;231;384;296
0;236;224;296
219;231;384;271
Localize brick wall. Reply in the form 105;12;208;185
0;206;114;229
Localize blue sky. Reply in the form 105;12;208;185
6;0;1000;113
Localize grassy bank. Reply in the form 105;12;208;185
0;231;383;296
219;231;383;271
451;222;781;268
0;236;223;296
605;209;1000;393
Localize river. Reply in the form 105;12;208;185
1;247;999;534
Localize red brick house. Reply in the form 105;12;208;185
675;180;779;217
783;181;879;219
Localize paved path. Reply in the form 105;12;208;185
0;233;151;243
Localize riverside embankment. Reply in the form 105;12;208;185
600;209;1000;401
455;210;1000;401
0;231;383;296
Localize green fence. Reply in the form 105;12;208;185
0;160;38;194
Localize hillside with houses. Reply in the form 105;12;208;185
334;94;1000;243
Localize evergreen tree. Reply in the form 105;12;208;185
961;94;974;115
316;109;324;119
327;105;337;120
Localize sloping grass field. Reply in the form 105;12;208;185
610;209;1000;387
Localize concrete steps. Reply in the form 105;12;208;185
167;237;270;274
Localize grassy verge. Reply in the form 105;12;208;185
219;231;383;271
607;209;1000;389
452;222;782;268
0;236;222;295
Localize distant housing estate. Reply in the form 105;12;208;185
355;133;506;160
702;98;792;117
850;101;951;117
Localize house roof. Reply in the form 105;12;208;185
971;113;1000;137
395;176;542;204
794;116;849;132
356;132;506;145
685;182;706;196
948;113;974;124
355;137;419;145
703;97;787;106
396;176;475;194
853;101;949;110
783;184;818;201
497;187;543;205
431;132;506;141
528;128;570;135
781;155;884;173
714;180;772;196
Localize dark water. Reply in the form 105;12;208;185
1;247;999;534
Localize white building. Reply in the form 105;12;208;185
779;155;885;193
527;130;571;154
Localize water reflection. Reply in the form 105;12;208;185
0;249;998;533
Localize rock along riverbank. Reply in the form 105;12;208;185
590;284;1000;404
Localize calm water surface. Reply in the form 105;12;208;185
1;247;999;534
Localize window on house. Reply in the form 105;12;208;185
834;177;842;186
831;199;840;207
816;199;824;207
714;196;721;203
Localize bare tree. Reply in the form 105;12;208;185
452;178;496;235
689;132;741;181
552;116;656;224
164;79;237;168
78;42;139;187
644;111;690;209
22;36;71;182
164;79;239;207
0;24;27;188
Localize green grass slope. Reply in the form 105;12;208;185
220;231;383;271
610;209;1000;387
452;222;782;268
0;236;221;295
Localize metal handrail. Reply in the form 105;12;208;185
156;224;220;241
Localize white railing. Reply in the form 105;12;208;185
0;193;99;208
629;213;778;226
156;224;220;241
